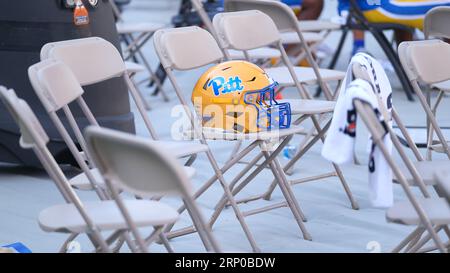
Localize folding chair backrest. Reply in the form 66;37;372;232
220;0;333;100
85;126;192;198
213;10;281;51
28;60;107;199
153;26;224;70
224;0;298;33
424;6;450;39
41;37;126;86
399;40;450;85
28;59;84;113
0;87;49;149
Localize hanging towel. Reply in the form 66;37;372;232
322;53;394;208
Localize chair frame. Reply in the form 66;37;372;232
28;58;214;252
352;62;450;253
354;98;449;253
398;40;450;161
211;10;358;209
0;86;112;253
422;7;450;160
85;126;221;253
154;26;314;252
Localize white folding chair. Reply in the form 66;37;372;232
424;7;450;123
154;26;313;252
422;7;450;158
212;10;358;209
190;0;281;62
28;59;217;252
353;98;450;253
0;86;180;253
85;126;221;253
399;40;450;160
352;60;450;194
351;61;450;253
224;0;341;70
109;0;169;102
223;0;345;101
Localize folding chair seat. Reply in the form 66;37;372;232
296;20;341;32
154;25;312;252
39;200;179;234
398;40;450;160
212;10;358;209
277;99;335;115
198;126;306;141
432;80;450;92
386;198;450;226
227;48;281;60
69;162;197;191
280;31;323;45
125;61;146;74
397;161;450;186
265;66;345;87
116;22;165;34
0;86;179;253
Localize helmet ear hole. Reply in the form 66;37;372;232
233;123;244;132
226;112;243;118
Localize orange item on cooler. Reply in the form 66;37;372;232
74;0;89;26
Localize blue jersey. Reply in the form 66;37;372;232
217;0;303;7
339;0;450;14
338;0;450;29
281;0;303;7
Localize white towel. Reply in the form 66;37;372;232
322;53;394;208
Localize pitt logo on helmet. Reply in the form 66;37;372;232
207;76;244;96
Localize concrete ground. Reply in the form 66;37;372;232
1;0;449;253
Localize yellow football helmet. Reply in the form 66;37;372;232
192;60;291;133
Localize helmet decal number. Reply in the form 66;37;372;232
208;76;244;96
